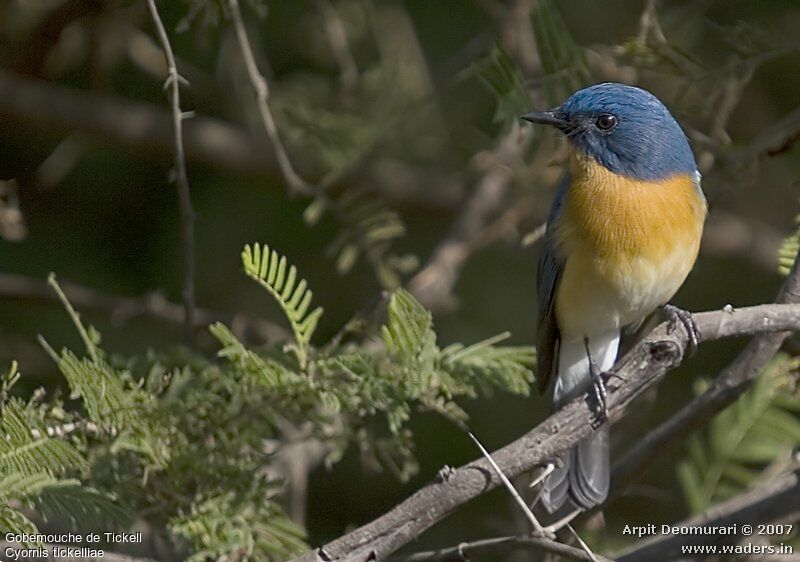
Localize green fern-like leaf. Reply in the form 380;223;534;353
242;243;323;368
0;399;87;477
210;322;308;395
530;0;591;106
440;333;535;396
381;289;437;391
169;489;306;562
778;221;799;275
677;354;800;512
0;505;38;535
0;471;59;503
53;351;169;466
308;190;410;288
34;481;132;529
469;43;531;127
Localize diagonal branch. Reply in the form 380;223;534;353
407;128;532;309
227;0;316;198
145;0;196;344
291;302;800;562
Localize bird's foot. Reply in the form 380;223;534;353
663;304;700;357
584;338;610;422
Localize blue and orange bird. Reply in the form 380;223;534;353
522;83;707;513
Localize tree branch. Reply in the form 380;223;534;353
316;0;358;97
291;303;800;561
226;0;316;199
407;128;531;309
615;468;800;562
612;253;800;492
0;67;272;176
0;272;288;343
145;0;196;345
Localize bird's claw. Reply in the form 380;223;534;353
663;304;700;357
590;365;610;423
584;338;610;422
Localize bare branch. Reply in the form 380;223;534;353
227;0;316;198
291;303;800;561
0;67;273;177
316;0;359;97
225;0;401;282
146;0;196;344
0;272;287;343
615;468;800;562
612;253;800;492
407;128;531;309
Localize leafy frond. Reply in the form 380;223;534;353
440;333;535;396
779;212;800;275
0;471;59;503
304;189;412;289
469;44;531;127
242;243;323;368
0;505;38;535
677;354;800;512
169;488;306;562
52;351;169;466
530;0;591;105
382;289;435;359
0;398;87;477
34;481;133;529
210;322;312;397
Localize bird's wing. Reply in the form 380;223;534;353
536;176;568;394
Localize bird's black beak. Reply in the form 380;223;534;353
521;110;570;130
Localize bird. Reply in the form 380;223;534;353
521;82;707;514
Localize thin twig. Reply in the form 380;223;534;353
47;273;98;363
467;431;545;536
227;0;315;198
565;524;600;562
316;0;358;97
292;302;800;561
226;0;397;284
521;221;547;247
401;534;611;562
146;0;196;344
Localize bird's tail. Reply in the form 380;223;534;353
540;331;619;513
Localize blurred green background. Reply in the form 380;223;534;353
1;0;799;559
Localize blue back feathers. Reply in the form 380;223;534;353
560;83;696;181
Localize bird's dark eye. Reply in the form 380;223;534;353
596;114;618;131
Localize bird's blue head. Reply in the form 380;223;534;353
522;83;696;181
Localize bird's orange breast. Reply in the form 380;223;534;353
554;152;706;338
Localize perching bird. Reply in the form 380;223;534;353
522;83;706;513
